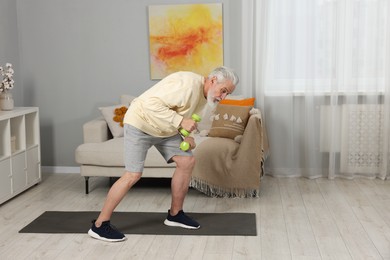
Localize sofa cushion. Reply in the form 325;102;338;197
208;104;252;139
196;97;255;132
75;137;170;167
120;94;136;105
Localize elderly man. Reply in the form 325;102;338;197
88;66;239;242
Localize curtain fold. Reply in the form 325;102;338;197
242;0;390;180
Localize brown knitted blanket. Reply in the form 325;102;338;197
190;114;269;198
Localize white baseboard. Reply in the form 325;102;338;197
41;166;80;174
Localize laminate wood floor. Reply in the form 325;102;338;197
0;173;389;260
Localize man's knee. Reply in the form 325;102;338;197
121;171;142;188
173;155;196;170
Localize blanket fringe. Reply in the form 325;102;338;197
190;177;260;198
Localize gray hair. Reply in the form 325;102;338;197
208;66;239;86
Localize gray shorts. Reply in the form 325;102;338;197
124;124;192;173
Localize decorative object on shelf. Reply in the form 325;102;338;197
0;91;14;111
0;63;15;111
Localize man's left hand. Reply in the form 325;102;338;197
183;136;196;150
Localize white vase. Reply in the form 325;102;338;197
0;91;14;111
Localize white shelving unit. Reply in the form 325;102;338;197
0;107;41;204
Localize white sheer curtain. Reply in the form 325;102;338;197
241;0;390;180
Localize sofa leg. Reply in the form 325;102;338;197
109;177;118;186
85;177;90;194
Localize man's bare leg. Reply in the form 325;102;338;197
94;171;142;227
170;155;196;215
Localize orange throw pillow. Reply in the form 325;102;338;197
219;97;255;106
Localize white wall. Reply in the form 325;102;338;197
0;0;23;105
8;0;242;167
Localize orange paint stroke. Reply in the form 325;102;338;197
152;27;212;59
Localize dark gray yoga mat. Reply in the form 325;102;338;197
19;211;257;236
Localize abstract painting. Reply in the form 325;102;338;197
148;3;223;79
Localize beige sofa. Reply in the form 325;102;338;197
75;95;268;196
75;95;209;193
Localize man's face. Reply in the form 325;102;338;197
207;76;235;108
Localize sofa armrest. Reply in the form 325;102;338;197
239;114;269;157
83;117;110;143
234;113;269;177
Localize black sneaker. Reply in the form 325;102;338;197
164;210;200;229
88;220;127;242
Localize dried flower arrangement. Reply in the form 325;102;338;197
0;63;15;93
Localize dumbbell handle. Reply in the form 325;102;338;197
180;114;201;151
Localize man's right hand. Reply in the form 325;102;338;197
180;118;198;133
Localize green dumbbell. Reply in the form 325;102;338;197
180;114;202;151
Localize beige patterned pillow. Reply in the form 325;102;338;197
208;104;252;139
